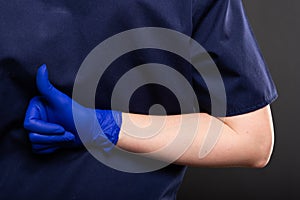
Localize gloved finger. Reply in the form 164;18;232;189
32;143;58;151
32;146;60;154
24;97;65;134
29;132;75;144
36;64;70;105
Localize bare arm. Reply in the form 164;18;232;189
117;105;274;168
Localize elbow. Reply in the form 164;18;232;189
250;131;274;168
252;151;272;169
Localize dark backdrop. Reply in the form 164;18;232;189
178;0;300;199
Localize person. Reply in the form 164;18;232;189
0;0;277;199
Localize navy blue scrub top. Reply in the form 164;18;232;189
0;0;277;199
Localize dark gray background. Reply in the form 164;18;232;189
178;0;300;199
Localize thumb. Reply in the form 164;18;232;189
36;64;62;103
36;64;75;111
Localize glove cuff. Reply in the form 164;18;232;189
95;110;122;145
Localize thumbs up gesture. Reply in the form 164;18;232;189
24;64;122;154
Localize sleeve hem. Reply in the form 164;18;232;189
225;93;278;117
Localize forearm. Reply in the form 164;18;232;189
117;107;274;168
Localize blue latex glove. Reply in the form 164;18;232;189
24;64;122;154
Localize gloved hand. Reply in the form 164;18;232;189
24;64;122;154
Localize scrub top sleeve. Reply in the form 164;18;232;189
191;0;278;117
